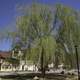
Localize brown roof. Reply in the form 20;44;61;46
0;51;11;59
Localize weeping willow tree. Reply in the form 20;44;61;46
10;3;57;74
55;4;80;69
6;2;80;71
27;36;56;68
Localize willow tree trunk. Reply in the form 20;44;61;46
41;47;45;78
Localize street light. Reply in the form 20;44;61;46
75;45;80;80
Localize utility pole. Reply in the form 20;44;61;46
75;45;80;80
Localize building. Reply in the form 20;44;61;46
0;50;38;72
0;51;12;71
12;50;38;71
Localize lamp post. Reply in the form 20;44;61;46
75;45;80;80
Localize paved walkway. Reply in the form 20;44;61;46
0;71;76;79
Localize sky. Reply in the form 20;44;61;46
0;0;80;51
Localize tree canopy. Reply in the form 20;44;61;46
5;3;80;70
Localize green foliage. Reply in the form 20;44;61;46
6;3;80;69
26;36;56;65
6;58;20;65
11;3;56;68
56;4;80;68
